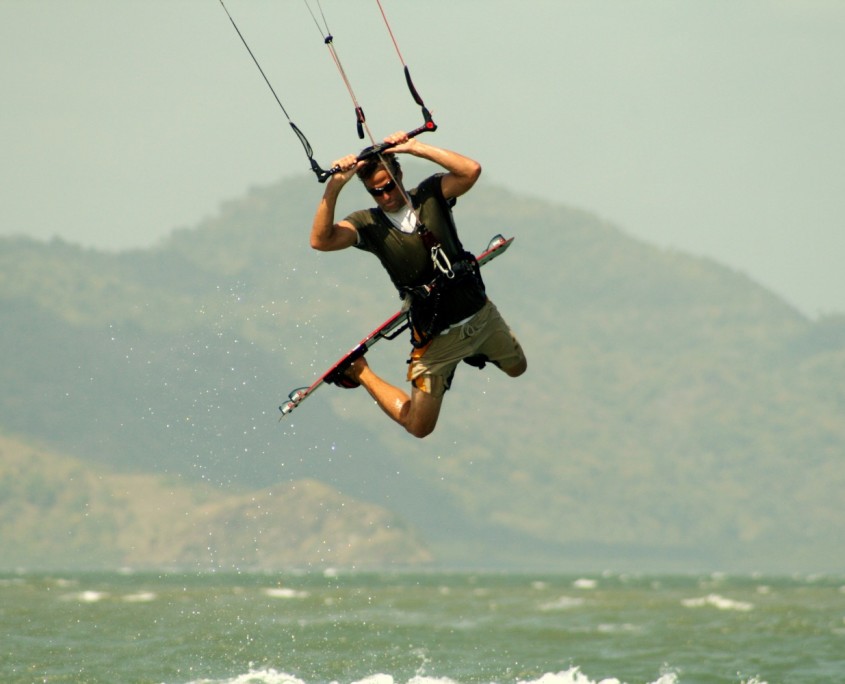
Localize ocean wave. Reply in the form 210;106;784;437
681;593;753;611
60;589;109;603
57;589;159;603
263;587;310;599
519;669;678;684
183;667;684;684
538;595;587;611
186;670;305;684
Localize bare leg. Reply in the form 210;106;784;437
347;357;443;438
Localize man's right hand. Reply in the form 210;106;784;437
311;154;361;252
328;154;361;186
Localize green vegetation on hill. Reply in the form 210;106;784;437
0;433;430;570
1;174;843;572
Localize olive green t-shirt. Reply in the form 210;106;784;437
345;174;486;329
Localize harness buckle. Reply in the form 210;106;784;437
431;245;455;279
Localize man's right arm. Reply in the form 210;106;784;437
310;156;360;252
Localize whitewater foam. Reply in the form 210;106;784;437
681;594;753;611
538;595;587;611
263;587;310;599
61;589;108;603
189;667;684;684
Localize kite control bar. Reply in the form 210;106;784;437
314;118;437;183
219;0;438;185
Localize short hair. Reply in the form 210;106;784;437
357;152;402;182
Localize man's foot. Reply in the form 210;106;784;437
325;370;360;389
463;354;488;370
325;348;366;389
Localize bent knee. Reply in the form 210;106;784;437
404;411;438;438
504;357;527;378
407;422;436;439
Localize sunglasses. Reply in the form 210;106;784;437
366;179;397;197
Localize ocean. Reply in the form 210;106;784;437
2;570;843;684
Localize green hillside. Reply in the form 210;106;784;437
1;174;843;572
0;432;429;570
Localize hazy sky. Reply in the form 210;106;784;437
2;0;844;317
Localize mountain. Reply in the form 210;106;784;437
0;432;430;570
1;173;844;572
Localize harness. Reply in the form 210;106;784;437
401;224;485;348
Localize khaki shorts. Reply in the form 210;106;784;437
407;299;525;397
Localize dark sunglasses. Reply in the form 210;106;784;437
366;179;397;197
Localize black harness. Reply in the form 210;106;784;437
400;225;485;348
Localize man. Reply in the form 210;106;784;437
310;131;526;438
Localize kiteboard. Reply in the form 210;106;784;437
279;234;514;418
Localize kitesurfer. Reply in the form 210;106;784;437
309;131;527;437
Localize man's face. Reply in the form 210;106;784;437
364;167;405;213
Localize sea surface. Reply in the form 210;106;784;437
2;570;843;684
